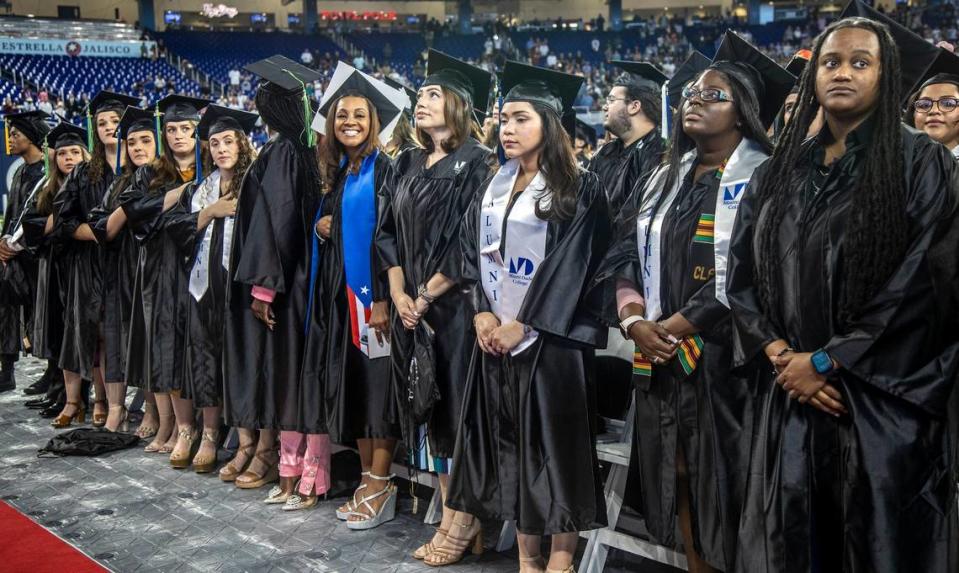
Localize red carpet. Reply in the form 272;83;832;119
0;501;106;573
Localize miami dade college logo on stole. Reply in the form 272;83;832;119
722;182;746;207
508;257;535;279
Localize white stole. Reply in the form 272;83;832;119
637;138;768;320
188;170;233;301
479;159;549;356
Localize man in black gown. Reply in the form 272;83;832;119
588;61;666;213
0;110;49;392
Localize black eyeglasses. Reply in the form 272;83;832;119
682;86;734;104
914;97;959;113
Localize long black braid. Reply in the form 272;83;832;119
255;82;323;206
754;17;907;327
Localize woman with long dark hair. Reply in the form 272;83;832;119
596;33;792;572
446;61;611;572
728;14;959;571
121;94;211;455
88;106;157;434
166;105;257;473
374;50;493;563
19;123;88;419
51;91;139;429
222;56;322;490
298;65;402;520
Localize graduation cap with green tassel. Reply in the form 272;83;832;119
244;55;321;148
153;94;212;183
84;91;139;152
113;106;156;175
44;121;87;176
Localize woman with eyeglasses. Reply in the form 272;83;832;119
597;33;791;572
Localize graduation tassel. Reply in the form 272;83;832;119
42;139;49;176
154;103;163;157
283;69;316;148
496;94;506;166
3;120;9;156
86;110;94;152
660;83;671;141
193;127;202;184
114;127;123;176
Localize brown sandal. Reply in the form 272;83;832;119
219;440;255;482
424;518;483;567
413;527;448;560
235;449;279;489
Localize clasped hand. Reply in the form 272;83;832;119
772;352;847;417
629;320;679;363
474;312;525;356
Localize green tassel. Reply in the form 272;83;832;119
85;111;93;152
283;69;315;148
154;103;163;157
42;140;49;177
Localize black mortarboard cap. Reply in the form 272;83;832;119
423;50;493;115
156;94;211;123
243;54;322;92
501;60;583;117
914;47;959;94
575;118;598;147
86;90;140;117
3;110;51;148
666;51;712;105
609;61;668;92
117;106;155;138
197;105;259;140
46;121;86;150
383;76;417;110
839;0;940;101
317;69;402;138
713;31;796;128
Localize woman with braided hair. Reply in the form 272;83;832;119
727;15;959;572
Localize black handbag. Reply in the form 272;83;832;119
407;319;441;425
38;428;141;457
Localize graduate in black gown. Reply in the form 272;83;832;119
596;33;793;572
574;118;597;169
89;106;159;436
905;48;959;159
0;110;49;392
19;123;87;416
727;15;959;572
222;56;322;490
299;64;403;521
373;49;493;563
166;105;257;473
446;61;611;572
120;94;211;456
51;91;139;429
382;76;419;158
589;61;666;214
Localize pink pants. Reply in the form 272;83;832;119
279;431;331;496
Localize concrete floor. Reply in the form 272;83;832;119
0;357;667;573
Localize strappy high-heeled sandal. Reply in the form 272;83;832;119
545;567;576;573
219;439;256;482
519;554;547;573
105;405;129;433
134;403;159;439
424;517;483;567
144;414;175;453
91;399;108;428
264;477;298;505
192;429;220;473
51;401;85;429
170;426;200;469
235;449;280;489
335;471;370;520
345;473;397;531
413;527;448;560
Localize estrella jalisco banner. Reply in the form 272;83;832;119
0;37;156;58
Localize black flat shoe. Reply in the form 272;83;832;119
26;397;55;409
40;401;65;418
22;374;50;396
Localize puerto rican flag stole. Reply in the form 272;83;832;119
342;151;389;358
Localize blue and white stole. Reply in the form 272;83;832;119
478;158;549;356
188;169;232;301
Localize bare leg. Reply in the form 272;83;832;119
136;390;159;438
56;370;84;419
91;366;107;423
191;406;221;466
347;438;396;522
170;392;197;463
235;428;278;486
546;532;578;572
517;532;546;572
219;427;256;480
145;392;175;452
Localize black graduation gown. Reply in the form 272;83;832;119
88;177;139;383
446;170;611;536
119;166;189;393
727;125;959;573
587;131;664;215
374;139;492;458
165;179;230;408
301;152;396;439
597;167;755;570
52;162;108;379
223;136;315;431
20;178;63;362
0;160;43;356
